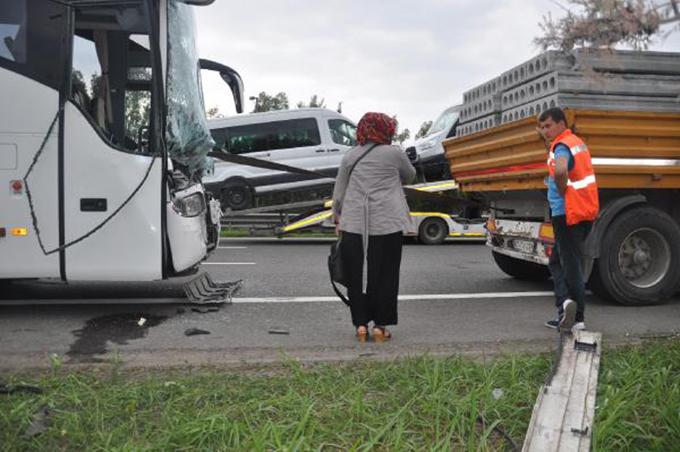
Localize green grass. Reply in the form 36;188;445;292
1;339;678;451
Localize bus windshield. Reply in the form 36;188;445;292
165;0;215;179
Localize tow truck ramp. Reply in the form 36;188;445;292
523;330;602;451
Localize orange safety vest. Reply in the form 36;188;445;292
547;129;599;225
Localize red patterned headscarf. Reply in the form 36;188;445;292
356;112;397;145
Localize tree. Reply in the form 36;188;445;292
296;94;326;109
395;128;411;146
250;91;289;112
415;121;433;139
535;0;680;51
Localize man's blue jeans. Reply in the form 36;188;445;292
549;215;592;322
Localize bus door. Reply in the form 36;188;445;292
63;4;164;281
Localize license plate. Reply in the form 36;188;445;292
512;239;535;254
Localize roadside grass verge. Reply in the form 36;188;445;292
1;339;678;450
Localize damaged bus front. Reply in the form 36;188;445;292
0;0;243;282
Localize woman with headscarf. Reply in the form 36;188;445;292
332;112;416;342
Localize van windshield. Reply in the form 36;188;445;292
165;0;215;178
427;109;459;136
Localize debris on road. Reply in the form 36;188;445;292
183;273;243;304
492;388;504;400
268;328;290;335
24;406;51;439
184;328;211;336
191;306;220;314
0;383;43;395
137;317;147;327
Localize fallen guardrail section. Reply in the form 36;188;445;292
523;330;602;451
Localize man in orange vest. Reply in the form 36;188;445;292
538;107;599;332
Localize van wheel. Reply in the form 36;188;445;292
588;207;680;305
220;180;253;211
492;250;551;281
418;217;448;245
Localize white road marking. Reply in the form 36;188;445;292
231;291;555;303
218;246;248;249
202;262;256;265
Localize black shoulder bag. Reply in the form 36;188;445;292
328;144;377;305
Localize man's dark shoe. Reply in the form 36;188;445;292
544;318;560;329
559;299;576;331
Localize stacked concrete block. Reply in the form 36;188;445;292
461;76;502;122
457;49;680;136
459;94;501;122
457;114;502;137
497;50;573;91
502;93;680;124
572;49;680;75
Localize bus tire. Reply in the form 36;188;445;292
589;207;680;306
220;179;253;211
418;217;448;245
492;250;551;281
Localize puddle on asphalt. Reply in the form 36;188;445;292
67;313;167;362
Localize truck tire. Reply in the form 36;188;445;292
589;207;680;305
220;179;253;211
418;217;448;245
492;250;551;281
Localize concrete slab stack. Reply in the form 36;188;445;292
457;50;680;136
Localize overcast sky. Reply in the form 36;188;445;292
195;0;680;142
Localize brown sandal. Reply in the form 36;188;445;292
356;326;369;343
372;326;392;343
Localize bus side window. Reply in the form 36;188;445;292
0;0;67;91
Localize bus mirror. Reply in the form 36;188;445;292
199;58;244;114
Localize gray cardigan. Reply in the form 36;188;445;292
332;143;416;237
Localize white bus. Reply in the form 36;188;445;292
0;0;243;284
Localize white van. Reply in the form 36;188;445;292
406;105;461;181
203;108;357;210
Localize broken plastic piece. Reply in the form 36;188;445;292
183;273;242;304
268;328;290;335
185;328;210;336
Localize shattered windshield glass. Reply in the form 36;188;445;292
166;0;214;178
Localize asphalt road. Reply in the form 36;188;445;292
1;238;679;370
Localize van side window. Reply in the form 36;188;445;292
269;118;320;150
329;119;357;146
223;118;321;155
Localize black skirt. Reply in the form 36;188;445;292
340;231;403;326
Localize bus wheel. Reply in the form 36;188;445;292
220;180;253;211
589;207;680;305
492;250;551;281
418;217;448;245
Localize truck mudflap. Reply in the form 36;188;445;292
486;218;553;266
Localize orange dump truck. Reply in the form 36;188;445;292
443;109;680;305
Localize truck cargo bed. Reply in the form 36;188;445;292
443;109;680;192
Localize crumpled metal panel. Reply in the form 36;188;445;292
165;0;214;178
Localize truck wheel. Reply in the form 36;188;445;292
492;250;551;281
590;207;680;305
220;180;253;211
418;217;448;245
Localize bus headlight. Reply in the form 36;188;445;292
177;192;206;217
